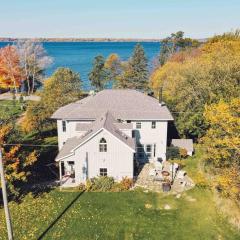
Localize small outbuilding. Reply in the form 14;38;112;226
171;139;194;156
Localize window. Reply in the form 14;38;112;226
152;121;156;129
136;144;144;159
100;168;107;176
99;138;107;152
136;122;141;129
132;130;136;138
62;121;66;132
146;144;152;158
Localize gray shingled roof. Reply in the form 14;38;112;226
114;122;133;129
56;111;135;161
52;89;174;121
171;139;194;152
75;123;93;131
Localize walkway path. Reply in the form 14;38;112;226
0;92;41;101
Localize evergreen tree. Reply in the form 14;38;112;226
89;55;109;90
128;43;149;90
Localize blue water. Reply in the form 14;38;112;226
0;42;160;90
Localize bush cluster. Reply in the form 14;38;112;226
82;176;133;192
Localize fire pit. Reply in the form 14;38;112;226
162;170;170;177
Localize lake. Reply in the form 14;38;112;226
0;42;160;90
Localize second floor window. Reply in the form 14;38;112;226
62;121;66;132
152;121;156;129
136;122;141;129
99;138;107;152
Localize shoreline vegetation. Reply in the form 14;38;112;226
0;37;208;43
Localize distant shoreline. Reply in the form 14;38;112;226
0;37;207;43
0;38;161;42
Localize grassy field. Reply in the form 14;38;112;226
0;151;240;240
0;100;24;120
0;188;239;240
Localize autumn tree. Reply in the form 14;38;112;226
0;124;38;195
104;53;122;85
202;98;240;201
16;40;52;95
159;31;200;66
151;36;240;138
202;99;240;168
0;45;23;93
22;68;82;132
89;55;109;91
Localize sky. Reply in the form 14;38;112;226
0;0;239;39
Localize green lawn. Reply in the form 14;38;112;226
0;150;240;240
0;100;24;121
0;188;239;240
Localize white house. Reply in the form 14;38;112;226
51;89;173;187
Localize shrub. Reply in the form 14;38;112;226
215;167;240;201
194;172;209;188
179;148;188;158
85;179;93;192
90;176;115;192
78;183;86;191
118;177;133;191
166;146;180;160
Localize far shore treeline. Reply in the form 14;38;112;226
0;30;239;211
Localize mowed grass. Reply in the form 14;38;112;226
1;149;239;239
0;188;240;240
0;100;24;120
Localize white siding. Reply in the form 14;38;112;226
60;129;134;184
57;120;93;149
132;120;168;161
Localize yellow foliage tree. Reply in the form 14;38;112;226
0;124;38;195
202;98;240;201
202;98;240;168
150;37;240;138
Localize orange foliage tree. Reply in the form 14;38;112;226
0;124;38;195
0;45;23;93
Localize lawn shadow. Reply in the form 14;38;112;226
37;190;85;240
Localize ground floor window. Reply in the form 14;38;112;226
99;168;107;176
136;144;155;160
146;144;152;158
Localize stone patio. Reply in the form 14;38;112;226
134;162;195;193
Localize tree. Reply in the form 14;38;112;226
22;68;82;132
126;43;149;90
202;99;240;168
0;124;37;195
89;55;109;91
159;31;200;66
104;53;122;85
114;61;133;89
151;36;240;139
202;98;240;201
0;45;23;93
16;40;53;95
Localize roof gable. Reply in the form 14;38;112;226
56;112;135;161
